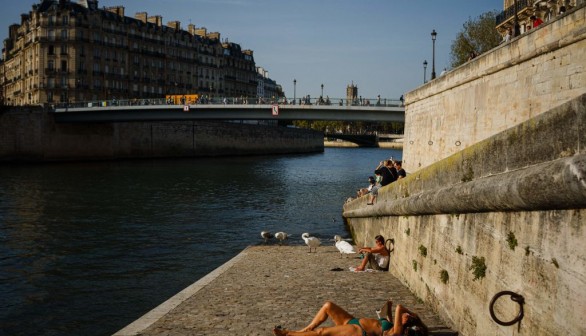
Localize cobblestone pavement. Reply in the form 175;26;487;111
120;246;456;336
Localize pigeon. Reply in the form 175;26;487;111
260;231;273;243
302;233;321;253
334;235;356;257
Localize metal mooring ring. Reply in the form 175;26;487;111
489;291;524;326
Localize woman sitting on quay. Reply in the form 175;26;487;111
273;299;428;336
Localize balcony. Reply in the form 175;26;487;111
496;0;530;27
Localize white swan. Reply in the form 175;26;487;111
302;232;321;253
334;235;356;257
275;232;289;245
260;231;273;243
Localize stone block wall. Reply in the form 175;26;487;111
0;108;323;162
403;4;586;173
344;94;586;335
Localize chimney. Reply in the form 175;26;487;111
167;21;181;30
194;27;207;37
188;24;196;35
207;32;220;40
148;15;162;27
105;6;125;17
135;12;148;23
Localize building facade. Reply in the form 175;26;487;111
0;0;279;106
256;66;283;103
496;0;582;35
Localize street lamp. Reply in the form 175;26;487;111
293;79;297;104
321;83;324;97
431;29;437;80
513;0;521;37
423;60;428;83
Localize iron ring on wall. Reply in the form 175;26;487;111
489;291;524;326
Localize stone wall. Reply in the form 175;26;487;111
403;4;586;173
0;108;323;162
344;94;586;335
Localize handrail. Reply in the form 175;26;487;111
52;96;404;109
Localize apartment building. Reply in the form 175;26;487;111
0;0;274;106
496;0;582;35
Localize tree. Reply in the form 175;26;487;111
450;11;502;68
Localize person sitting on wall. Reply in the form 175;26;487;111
530;15;544;28
394;161;406;180
273;299;428;336
367;160;397;205
357;176;377;198
355;235;390;272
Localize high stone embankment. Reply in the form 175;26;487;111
0;107;323;162
344;4;586;336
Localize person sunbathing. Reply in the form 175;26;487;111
273;299;427;336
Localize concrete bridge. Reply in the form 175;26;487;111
52;98;405;123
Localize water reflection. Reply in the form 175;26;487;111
0;148;401;335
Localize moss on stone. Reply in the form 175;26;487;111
440;269;449;284
419;245;428;257
470;256;487;281
507;231;518;250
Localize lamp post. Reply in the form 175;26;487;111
293;79;297;104
423;60;428;83
431;29;437;80
321;83;324;97
513;0;521;37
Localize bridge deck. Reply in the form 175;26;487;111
53;103;405;123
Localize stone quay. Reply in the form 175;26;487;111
115;246;456;335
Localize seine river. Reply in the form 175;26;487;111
0;147;401;336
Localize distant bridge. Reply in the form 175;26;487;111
52;98;405;123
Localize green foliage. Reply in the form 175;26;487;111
418;245;428;257
456;246;463;255
292;120;404;135
450;11;502;68
525;246;531;256
412;260;418;272
506;231;518;250
470;256;487;281
405;227;411;236
440;270;449;284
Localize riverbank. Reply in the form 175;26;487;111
115;246;455;335
325;140;403;149
0;107;324;162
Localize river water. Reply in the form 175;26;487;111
0;147;401;336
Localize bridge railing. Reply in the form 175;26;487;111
53;96;403;109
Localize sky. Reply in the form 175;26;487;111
1;0;503;100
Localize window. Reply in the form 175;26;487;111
61;60;67;72
48;45;54;55
62;16;69;25
60;45;67;55
61;29;68;40
48;60;54;70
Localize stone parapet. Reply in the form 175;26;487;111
403;4;586;173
